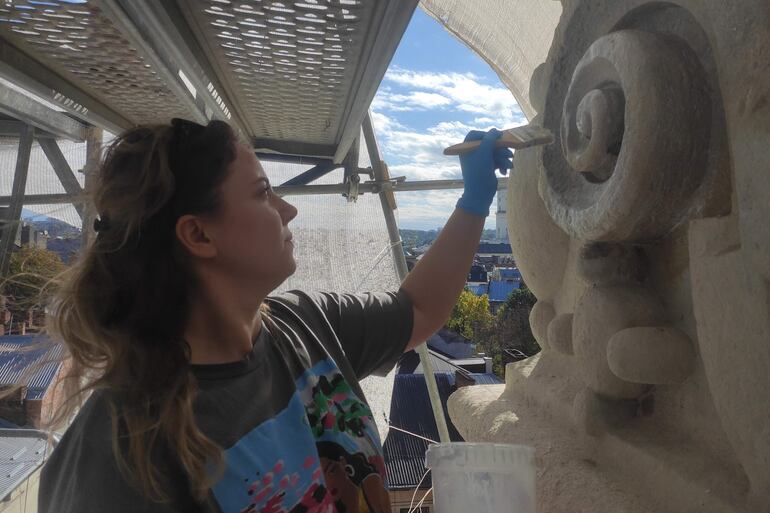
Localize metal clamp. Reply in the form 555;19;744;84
343;173;361;203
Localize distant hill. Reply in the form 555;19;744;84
399;228;440;249
21;209;81;238
399;228;497;250
46;237;81;264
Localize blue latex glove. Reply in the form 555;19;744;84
456;128;513;217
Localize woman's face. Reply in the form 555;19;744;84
205;141;298;291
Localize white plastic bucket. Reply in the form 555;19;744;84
426;442;535;513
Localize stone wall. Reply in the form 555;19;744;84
448;1;769;511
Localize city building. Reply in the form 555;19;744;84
17;225;48;250
466;264;487;285
487;280;521;313
495;188;508;242
0;335;65;429
476;242;512;259
489;267;522;284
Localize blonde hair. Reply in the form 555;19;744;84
45;119;239;503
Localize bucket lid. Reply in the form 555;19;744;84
426;442;534;472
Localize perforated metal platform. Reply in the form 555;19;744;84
0;0;417;161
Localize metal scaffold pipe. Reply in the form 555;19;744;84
275;176;506;197
0;177;507;205
362;111;452;444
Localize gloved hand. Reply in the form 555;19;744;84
456;128;513;217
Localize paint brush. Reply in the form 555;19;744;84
443;124;554;155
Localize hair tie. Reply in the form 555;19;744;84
93;216;111;233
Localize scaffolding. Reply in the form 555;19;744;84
0;0;513;445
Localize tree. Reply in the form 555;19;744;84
446;290;493;340
3;246;66;317
476;287;539;377
497;287;540;354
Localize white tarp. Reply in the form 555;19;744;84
0;130;401;441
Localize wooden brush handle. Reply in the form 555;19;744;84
443;125;554;156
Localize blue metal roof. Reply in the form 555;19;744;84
498;267;522;280
467;283;488;296
0;335;63;400
383;373;464;490
488;280;520;302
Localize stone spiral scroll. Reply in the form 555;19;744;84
544;30;712;242
563;85;625;182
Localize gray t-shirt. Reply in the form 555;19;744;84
39;290;414;513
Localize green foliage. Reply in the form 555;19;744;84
498;288;537;318
399;228;497;251
3;246;65;314
476;287;540;377
446;289;493;340
399;229;441;249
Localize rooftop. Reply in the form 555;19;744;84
488;280;521;302
397;348;483;377
383;373;463;490
0;335;63;400
477;242;512;254
0;429;48;501
497;267;522;280
383;371;504;489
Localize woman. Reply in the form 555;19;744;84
39;118;511;513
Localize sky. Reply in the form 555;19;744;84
372;8;527;230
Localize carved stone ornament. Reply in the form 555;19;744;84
446;1;770;511
543;29;711;242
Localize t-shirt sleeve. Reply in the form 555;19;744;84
278;289;414;380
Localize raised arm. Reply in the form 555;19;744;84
400;129;512;350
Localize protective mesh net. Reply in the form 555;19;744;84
268;131;401;440
268;132;399;295
419;0;562;119
0;136;86;227
0;128;400;439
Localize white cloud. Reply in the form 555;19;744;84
387;162;459;181
373;89;452;111
426;120;474;136
396;190;462;229
371;70;527;174
371;67;525;229
395;190;497;230
406;91;452;108
370;112;465;181
369;110;403;138
382;68;526;128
